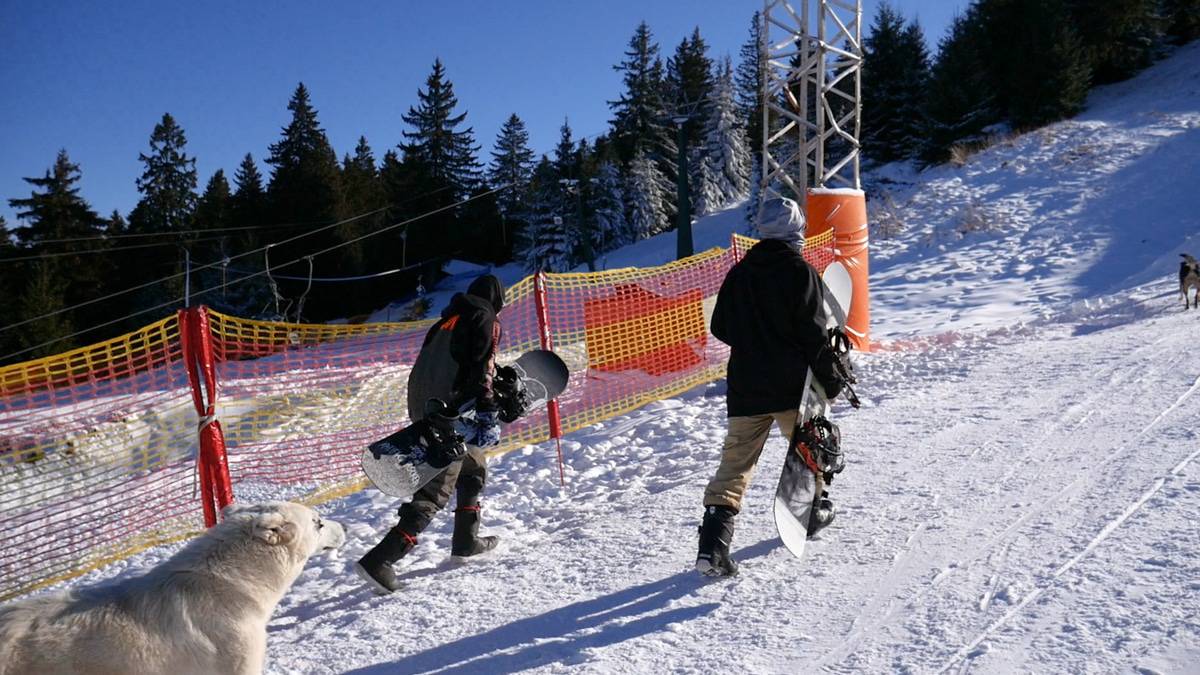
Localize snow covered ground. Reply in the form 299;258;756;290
28;44;1200;674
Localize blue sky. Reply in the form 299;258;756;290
0;1;965;226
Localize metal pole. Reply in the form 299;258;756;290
675;118;693;259
183;247;191;308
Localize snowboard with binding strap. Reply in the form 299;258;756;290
773;261;857;559
361;349;569;499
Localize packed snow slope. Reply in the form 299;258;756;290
44;44;1200;673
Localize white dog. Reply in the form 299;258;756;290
0;501;344;675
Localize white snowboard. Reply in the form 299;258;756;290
773;261;853;559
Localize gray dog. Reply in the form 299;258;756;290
1181;254;1200;309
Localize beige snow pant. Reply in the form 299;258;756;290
704;408;822;513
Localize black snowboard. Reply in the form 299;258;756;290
362;349;569;498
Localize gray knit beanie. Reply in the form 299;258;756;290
756;197;806;245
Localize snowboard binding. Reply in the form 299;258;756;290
827;328;862;409
367;399;467;469
791;415;845;481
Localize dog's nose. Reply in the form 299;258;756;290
323;521;346;550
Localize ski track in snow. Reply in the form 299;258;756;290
12;43;1200;675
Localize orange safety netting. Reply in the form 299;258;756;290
0;232;836;600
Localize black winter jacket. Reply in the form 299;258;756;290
408;275;504;420
711;239;838;417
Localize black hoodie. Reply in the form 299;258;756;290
408;274;505;419
710;239;835;416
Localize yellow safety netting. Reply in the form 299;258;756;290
0;232;837;600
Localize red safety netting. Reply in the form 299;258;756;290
0;233;837;600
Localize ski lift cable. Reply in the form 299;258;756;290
0;185;511;363
0;181;458;331
1;185;456;247
0;234;233;263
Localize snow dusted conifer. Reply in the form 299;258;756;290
744;155;762;233
518;158;573;272
590;161;629;252
489;113;535;219
700;58;750;211
626;149;673;241
691;155;723;217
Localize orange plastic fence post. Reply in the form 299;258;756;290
181;306;234;526
533;272;566;486
806;188;870;351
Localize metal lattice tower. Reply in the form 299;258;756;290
760;0;863;209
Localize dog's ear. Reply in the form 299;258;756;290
251;513;299;547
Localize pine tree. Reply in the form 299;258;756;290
14;262;73;360
589;161;629;253
666;27;715;151
339;136;386;275
192;169;232;259
106;209;127;236
1068;0;1163;83
129;113;198;235
552;119;592;266
922;8;1000;162
863;3;932;163
1163;0;1200;43
401;59;483;199
7;150;109;349
190;170;249;313
489;113;535;220
701;58;751;211
625;149;673;240
266;83;343;229
744;154;763;232
517;158;573;272
265;83;344;319
736;11;767;159
609;22;675;166
231;153;267;251
400;60;484;279
975;0;1092;128
553;118;579;181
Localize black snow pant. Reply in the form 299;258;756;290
396;446;489;534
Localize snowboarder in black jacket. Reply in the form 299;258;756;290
696;197;843;577
356;274;506;594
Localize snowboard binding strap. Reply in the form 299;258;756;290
790;415;846;481
825;327;862;409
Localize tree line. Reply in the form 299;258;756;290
1;1;1195;365
862;0;1197;165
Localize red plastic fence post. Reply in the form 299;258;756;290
181;306;234;526
533;272;566;486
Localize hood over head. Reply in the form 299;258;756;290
466;273;505;314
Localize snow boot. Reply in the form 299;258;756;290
695;505;739;577
807;491;836;537
354;525;417;595
451;505;499;558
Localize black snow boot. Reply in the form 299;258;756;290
807;491;836;537
695;505;739;577
451;505;499;558
355;526;417;595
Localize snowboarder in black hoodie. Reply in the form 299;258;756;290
356;274;506;594
696;197;844;577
